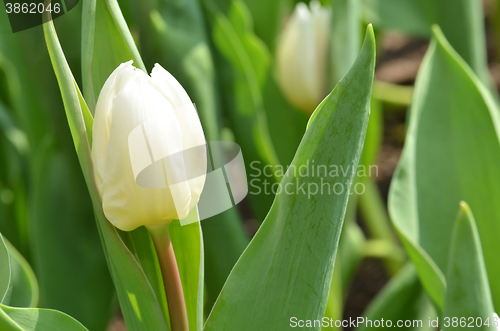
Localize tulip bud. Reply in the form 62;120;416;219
276;1;331;114
92;61;207;231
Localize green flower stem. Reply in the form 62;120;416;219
148;225;189;331
358;178;405;275
373;80;413;107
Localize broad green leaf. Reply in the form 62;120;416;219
388;27;500;311
44;14;169;331
207;0;280;220
5;241;38;308
0;304;89;331
205;25;375;330
363;0;489;84
357;264;436;331
443;202;495;330
82;0;145;111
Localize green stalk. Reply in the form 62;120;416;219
358;178;405;275
148;225;189;331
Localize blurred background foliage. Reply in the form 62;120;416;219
0;0;499;330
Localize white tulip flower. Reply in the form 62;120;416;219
92;61;207;231
276;0;331;114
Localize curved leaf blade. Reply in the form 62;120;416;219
44;13;169;331
389;26;500;311
5;240;38;308
443;202;496;330
0;304;89;331
205;25;376;331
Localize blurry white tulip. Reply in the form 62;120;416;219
92;61;206;231
276;1;331;114
495;312;500;331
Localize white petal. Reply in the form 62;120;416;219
276;3;318;112
276;2;331;113
150;64;207;208
92;60;143;193
150;64;193;109
101;75;192;231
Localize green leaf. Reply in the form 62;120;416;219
43;15;93;176
388;26;500;311
357;264;437;331
205;25;375;330
44;13;169;331
0;304;89;331
82;0;145;111
5;240;38;308
443;202;496;330
363;0;489;84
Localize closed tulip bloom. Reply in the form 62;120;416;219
276;1;331;113
92;61;207;231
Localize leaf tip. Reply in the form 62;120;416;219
363;24;376;55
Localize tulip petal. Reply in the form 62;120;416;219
92;60;142;191
276;1;331;113
101;75;191;231
276;3;317;111
150;64;207;210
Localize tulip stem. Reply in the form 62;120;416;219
148;225;189;331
